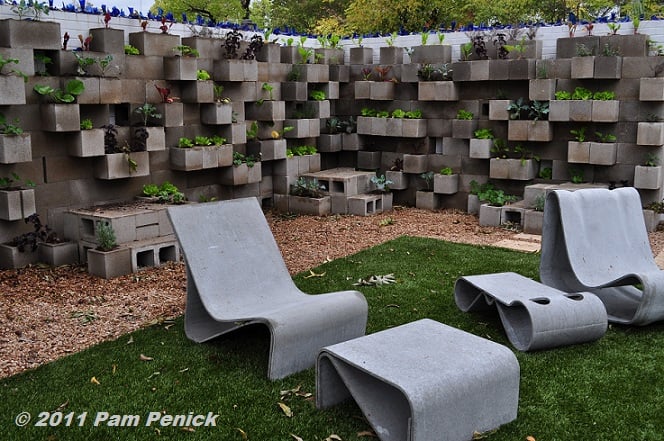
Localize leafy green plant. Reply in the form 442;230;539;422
539;166;553;180
370;174;393;192
124;44;140;55
290;177;326;198
460;41;473;61
177;137;194;148
476;186;517;206
297;46;314;64
232;151;258;167
507;97;529;120
0;54;25;79
286;145;317;157
528;100;549;121
173;45;199;57
592;90;616;100
95;221;117;252
213;84;230;103
246;121;259;141
595;131;617;143
440;167;453;175
420;31;430;46
142;181;185;204
607;22;621;35
10;0;49;20
80;118;93;130
645;153;660;167
33;79;85;103
575;43;594;56
533;194;546;211
570;127;587;142
456;109;474;120
554;90;572;100
569;168;585;183
473;128;494;139
0;172;34;190
33;53;52;76
601;43;620;57
196;69;210;81
419;171;434;190
571;86;593;100
134;103;162;127
405;110;422;119
491;138;510;158
0;113;24;135
309;90;326;101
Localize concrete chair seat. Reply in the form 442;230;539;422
455;272;607;351
316;319;519;441
167;197;368;380
541;187;664;325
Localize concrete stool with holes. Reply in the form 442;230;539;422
316;319;520;441
455;272;607;351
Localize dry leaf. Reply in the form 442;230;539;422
236;427;248;440
112;364;116;374
90;376;100;385
290;435;304;441
526;437;536;441
181;427;195;432
357;430;376;437
325;435;342;441
303;270;326;279
278;402;293;417
139;354;154;361
54;400;69;411
126;336;134;345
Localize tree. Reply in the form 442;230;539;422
151;0;246;23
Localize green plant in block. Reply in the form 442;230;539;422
95;221;117;252
571;86;593;100
592;90;616;100
0;113;24;135
570;127;587;142
595;131;617;143
309;90;326;101
33;79;85;103
124;44;140;55
554;90;572;100
419;171;434;190
196;69;211;81
134;103;162;127
80;118;93;130
473;128;494;139
440;167;453;175
456;109;474;120
644;153;660;167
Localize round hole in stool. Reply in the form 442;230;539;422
530;297;550;305
564;293;584;301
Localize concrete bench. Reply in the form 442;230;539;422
316;319;519;441
455;272;607;351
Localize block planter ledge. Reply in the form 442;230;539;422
417;81;459;101
0;187;36;221
508;120;552;142
87;246;132;279
0;75;27;105
219;162;262;186
38;241;79;267
40;103;81;132
433;174;459;195
170;144;233;171
69;129;105;157
287;195;331;216
489;158;538;181
637;122;664;146
634;165;662;190
200;102;233;125
94;151;150;180
0;244;39;269
0;133;32;164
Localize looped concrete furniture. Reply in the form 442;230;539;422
455;272;607;351
167;197;368;380
541;187;664;325
316;319;519;441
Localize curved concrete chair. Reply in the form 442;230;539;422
455;272;607;351
540;187;664;325
167;197;368;380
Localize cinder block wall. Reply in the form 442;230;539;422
1;6;663;244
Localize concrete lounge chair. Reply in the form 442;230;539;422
167;197;368;380
540;187;664;325
455;272;607;351
316;319;520;441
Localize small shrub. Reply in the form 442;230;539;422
95;221;117;252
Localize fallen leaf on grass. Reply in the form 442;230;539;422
357;430;376;437
139;354;153;361
54;400;69;411
290;434;304;441
278;402;293;417
324;435;342;441
126;336;134;345
236;427;248;440
526;437;536;441
181;427;195;432
304;270;326;279
90;376;100;385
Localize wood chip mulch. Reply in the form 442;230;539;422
2;206;663;379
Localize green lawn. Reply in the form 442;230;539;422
2;236;663;440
